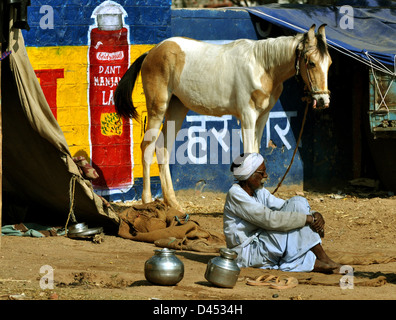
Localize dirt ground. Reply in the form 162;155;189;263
1;186;396;302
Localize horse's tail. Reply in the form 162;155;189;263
115;52;148;121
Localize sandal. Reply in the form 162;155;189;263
270;277;298;290
246;274;280;286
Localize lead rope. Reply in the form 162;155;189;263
64;175;78;236
272;100;309;195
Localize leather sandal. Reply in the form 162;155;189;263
246;274;280;286
270;277;298;290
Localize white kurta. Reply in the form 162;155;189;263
223;184;321;272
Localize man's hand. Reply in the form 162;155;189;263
309;212;325;237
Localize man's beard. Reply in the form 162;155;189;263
257;178;267;189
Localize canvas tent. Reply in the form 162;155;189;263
1;10;120;234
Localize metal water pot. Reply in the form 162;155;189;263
144;248;184;285
205;248;240;288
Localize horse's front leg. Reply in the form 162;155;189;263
255;112;270;151
253;85;282;152
240;109;259;154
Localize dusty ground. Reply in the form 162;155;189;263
1;186;396;303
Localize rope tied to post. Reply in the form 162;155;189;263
64;175;78;235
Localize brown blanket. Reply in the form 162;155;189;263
326;250;396;266
117;200;225;253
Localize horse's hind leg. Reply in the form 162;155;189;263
156;96;188;211
141;94;169;204
141;118;162;204
140;40;186;206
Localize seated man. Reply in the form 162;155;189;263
223;153;341;273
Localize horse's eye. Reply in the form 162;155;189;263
308;61;316;68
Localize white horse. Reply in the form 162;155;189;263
115;24;331;211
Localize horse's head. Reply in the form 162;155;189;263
297;24;332;109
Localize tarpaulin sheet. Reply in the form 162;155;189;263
246;2;396;69
2;8;120;230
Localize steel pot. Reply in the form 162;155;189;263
205;248;240;288
68;222;88;234
144;248;184;286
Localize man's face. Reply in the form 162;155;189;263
247;162;268;190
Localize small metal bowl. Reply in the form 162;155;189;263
68;222;88;234
67;227;103;239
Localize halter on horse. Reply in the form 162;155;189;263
115;24;331;211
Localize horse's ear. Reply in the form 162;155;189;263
318;24;327;43
307;24;316;42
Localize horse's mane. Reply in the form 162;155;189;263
253;35;300;70
249;32;328;71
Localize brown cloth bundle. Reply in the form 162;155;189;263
117;200;226;253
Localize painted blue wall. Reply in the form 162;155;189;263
23;0;172;46
171;8;257;40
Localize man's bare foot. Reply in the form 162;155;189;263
313;259;345;274
310;244;343;274
328;261;345;274
313;259;337;274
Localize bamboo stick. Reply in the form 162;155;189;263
0;41;2;250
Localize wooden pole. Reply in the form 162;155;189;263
0;41;2;250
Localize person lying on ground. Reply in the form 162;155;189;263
223;152;342;274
